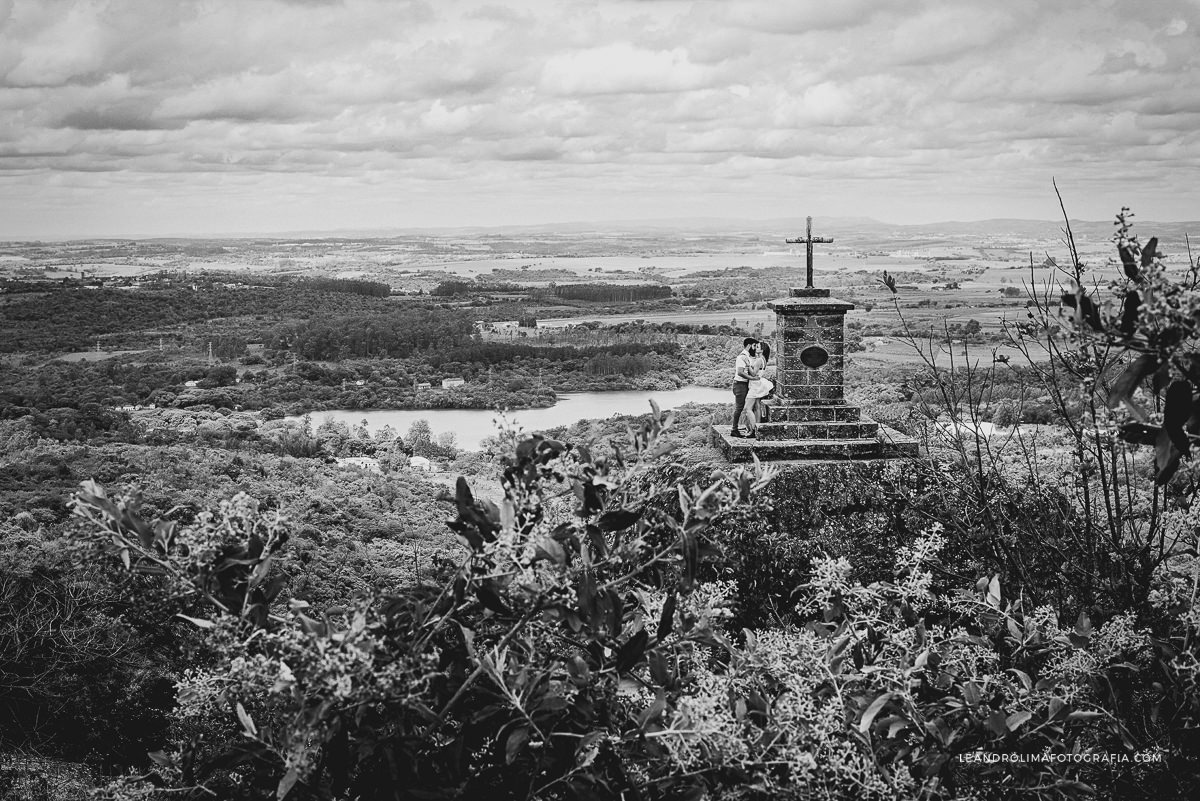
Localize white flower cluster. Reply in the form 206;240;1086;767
893;524;945;607
936;626;1001;678
651;529;960;798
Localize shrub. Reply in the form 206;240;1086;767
74;411;778;799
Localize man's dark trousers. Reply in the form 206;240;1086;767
731;381;749;433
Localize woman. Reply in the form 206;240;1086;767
742;341;774;435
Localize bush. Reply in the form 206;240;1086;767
0;524;180;769
72;413;776;799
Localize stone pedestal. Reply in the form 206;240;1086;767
771;287;852;404
712;287;918;462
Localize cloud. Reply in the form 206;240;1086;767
155;72;315;123
718;0;887;34
58;107;183;131
2;0;1200;236
542;43;715;95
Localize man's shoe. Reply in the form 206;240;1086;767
730;431;747;438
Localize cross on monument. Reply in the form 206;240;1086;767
785;216;833;289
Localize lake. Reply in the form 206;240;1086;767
300;385;729;451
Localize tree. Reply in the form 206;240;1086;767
406;419;434;457
434;431;457;459
377;439;411;472
314;418;350;457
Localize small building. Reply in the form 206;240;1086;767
416;382;432;390
475;320;520;335
184;380;199;388
246;343;265;356
441;377;465;389
409;456;432;472
334;457;382;474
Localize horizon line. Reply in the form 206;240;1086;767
4;214;1200;243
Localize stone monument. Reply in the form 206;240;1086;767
712;217;919;461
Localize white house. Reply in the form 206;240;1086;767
416;381;432;390
334;457;382;474
441;377;465;388
409;455;432;472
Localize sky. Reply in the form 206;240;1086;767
1;0;1199;238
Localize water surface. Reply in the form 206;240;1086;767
302;385;728;451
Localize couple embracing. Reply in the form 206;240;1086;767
731;337;774;438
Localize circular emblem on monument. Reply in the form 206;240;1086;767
799;345;829;369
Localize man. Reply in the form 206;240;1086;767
731;337;757;438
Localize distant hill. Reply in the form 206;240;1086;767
203;215;1198;242
7;215;1197;247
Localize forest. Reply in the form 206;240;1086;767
552;283;673;302
2;212;1199;800
0;276;400;354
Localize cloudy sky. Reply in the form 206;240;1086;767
1;0;1198;238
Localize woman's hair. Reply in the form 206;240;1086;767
759;341;771;362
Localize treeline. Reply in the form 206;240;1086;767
605;320;743;336
0;283;391;353
553;282;671;302
431;279;523;296
267;309;478;360
424;341;679;368
583;352;654;376
0;279;56;294
296;277;391;297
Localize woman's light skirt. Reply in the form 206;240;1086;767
747;377;774;400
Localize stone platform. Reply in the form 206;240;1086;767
711;423;918;462
710;399;919;462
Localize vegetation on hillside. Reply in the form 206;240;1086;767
2;208;1199;800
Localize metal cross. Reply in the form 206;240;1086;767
785;216;833;289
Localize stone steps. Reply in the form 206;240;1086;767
755;420;880;441
711;424;920;462
760;401;864;423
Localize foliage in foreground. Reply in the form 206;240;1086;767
65;406;1199;801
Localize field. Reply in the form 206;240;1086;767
2;215;1193;373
